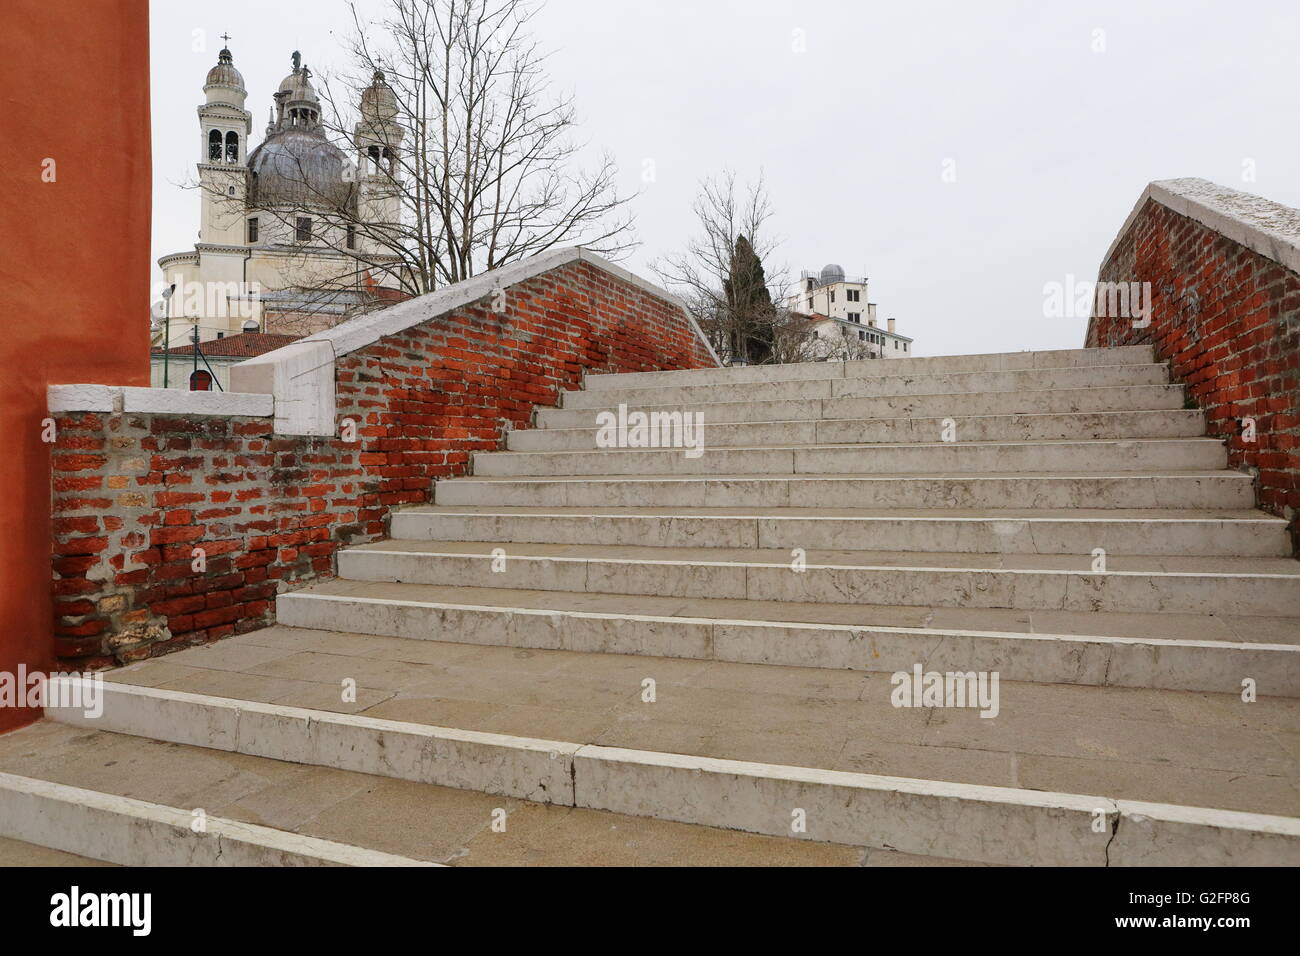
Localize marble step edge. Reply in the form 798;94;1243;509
538;383;1186;424
44;678;1300;867
0;770;438;868
580;352;1161;391
560;365;1170;407
527;408;1205;435
276;588;1300;695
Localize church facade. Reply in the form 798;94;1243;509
156;46;406;345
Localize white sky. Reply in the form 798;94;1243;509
150;0;1300;356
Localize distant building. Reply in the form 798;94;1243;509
155;45;407;347
150;331;299;391
784;263;913;358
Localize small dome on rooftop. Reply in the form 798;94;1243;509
360;71;399;121
204;48;246;105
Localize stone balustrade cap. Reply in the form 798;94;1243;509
1102;177;1300;275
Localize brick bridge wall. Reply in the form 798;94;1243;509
50;257;717;668
1086;179;1300;548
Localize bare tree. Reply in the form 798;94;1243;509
817;327;878;362
654;170;809;365
768;310;822;364
334;0;637;289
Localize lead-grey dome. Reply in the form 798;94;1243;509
247;127;356;210
820;263;845;283
278;67;318;106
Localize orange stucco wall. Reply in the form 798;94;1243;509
0;0;151;731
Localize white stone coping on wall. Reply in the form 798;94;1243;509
1101;177;1300;275
229;246;722;437
47;384;274;418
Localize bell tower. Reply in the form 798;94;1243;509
354;70;405;253
197;41;252;245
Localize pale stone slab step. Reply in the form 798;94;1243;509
0;836;116;866
40;652;1300;865
581;346;1157;390
337;540;1300;615
562;364;1170;408
473;438;1227;478
0;723;861;867
434;470;1256;510
0;768;435;867
85;627;1300;818
538;383;1187;429
390;506;1291;556
509;409;1207;452
276;579;1300;694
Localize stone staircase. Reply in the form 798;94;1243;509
6;345;1299;865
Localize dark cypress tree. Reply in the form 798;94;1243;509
723;235;775;363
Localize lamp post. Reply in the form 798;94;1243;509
161;283;175;388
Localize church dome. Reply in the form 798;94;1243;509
204;48;246;105
820;263;846;283
360;71;399;121
278;69;318;105
277;53;320;109
247;127;356;210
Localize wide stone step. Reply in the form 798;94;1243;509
389;506;1291;556
40;633;1300;866
434;471;1256;510
560;364;1169;409
0;764;433;867
0;722;864;867
336;540;1300;616
473;438;1227;477
508;409;1206;452
278;579;1300;694
537;384;1187;429
582;345;1157;391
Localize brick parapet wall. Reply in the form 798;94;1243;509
51;413;357;667
1086;183;1300;545
50;257;716;667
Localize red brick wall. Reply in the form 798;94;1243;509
51;260;716;667
1086;198;1300;546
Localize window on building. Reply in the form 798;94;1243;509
847;289;860;302
829;291;835;303
247;217;258;243
296;217;312;241
225;131;239;163
208;130;222;161
858;330;865;341
848;312;860;322
346;224;357;250
189;370;213;392
806;298;813;310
